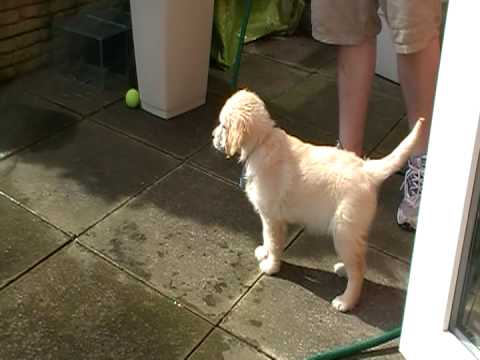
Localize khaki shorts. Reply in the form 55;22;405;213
311;0;442;54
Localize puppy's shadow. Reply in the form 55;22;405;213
276;261;406;331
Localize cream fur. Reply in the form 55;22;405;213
212;89;426;312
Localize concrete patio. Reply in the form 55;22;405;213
0;33;413;359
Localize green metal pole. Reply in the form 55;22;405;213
305;326;401;360
229;0;253;90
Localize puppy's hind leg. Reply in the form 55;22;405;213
331;224;367;312
256;214;286;275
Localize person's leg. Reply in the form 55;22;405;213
311;0;381;157
396;37;440;231
337;39;377;157
387;0;442;231
397;36;441;156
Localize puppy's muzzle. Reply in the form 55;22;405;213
212;125;227;155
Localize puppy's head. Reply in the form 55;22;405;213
212;89;274;160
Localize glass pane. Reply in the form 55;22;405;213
452;152;480;354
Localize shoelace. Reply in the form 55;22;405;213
400;156;426;207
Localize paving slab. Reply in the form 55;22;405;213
243;34;403;100
222;231;408;360
370;117;411;157
189;328;271;360
23;69;127;116
244;34;337;73
208;53;312;101
189;145;243;186
237;53;313;101
0;33;415;360
370;174;415;262
0;244;211;360
270;73;405;155
80;165;301;322
370;77;403;102
207;68;234;100
92;94;224;160
0;195;70;288
0;121;180;234
0;94;80;160
79;165;262;321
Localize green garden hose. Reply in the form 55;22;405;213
305;326;401;360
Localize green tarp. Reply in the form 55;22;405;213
211;0;305;68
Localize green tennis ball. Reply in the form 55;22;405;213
125;88;140;108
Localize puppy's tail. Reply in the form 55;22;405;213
363;118;426;184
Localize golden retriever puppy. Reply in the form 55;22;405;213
212;89;425;312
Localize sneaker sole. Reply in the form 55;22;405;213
396;208;416;232
397;221;416;232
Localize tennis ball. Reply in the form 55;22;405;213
125;88;140;108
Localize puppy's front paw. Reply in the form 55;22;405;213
255;246;268;261
259;257;281;275
331;296;355;312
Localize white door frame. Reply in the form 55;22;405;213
400;0;480;359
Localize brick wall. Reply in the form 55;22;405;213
0;0;101;82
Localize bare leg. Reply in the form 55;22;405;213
337;39;377;157
397;37;440;156
255;215;286;275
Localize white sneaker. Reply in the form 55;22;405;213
397;154;426;231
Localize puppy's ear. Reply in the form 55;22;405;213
225;113;248;158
